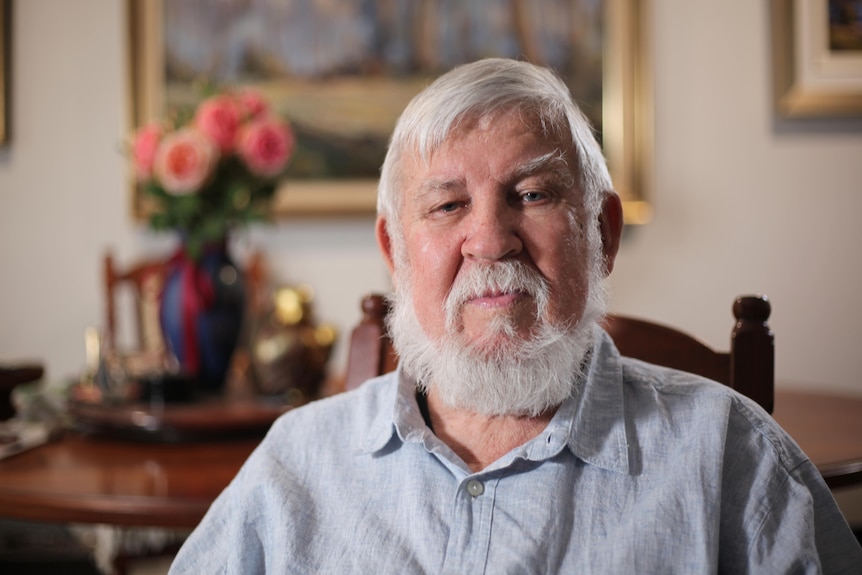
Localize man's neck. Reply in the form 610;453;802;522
425;388;557;473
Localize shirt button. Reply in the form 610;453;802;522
466;479;484;497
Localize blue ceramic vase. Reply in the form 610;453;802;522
159;240;245;394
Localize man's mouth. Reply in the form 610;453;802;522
466;290;524;308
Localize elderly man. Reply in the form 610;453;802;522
170;59;861;573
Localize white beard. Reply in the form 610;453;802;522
387;259;608;417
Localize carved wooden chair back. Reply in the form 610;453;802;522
103;252;166;353
344;294;774;414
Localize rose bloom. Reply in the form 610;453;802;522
237;89;269;120
153;128;217;195
132;123;162;181
237;118;295;177
194;95;240;153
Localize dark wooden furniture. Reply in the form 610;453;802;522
345;293;775;414
344;294;399;391
603;295;774;413
773;390;862;489
66;395;289;443
0;433;260;528
103;252;166;353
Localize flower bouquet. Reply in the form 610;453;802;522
131;88;295;259
128;89;294;392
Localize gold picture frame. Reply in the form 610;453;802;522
0;0;9;146
771;0;862;117
127;0;653;224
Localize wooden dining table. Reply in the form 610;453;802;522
0;394;287;528
0;389;859;529
772;389;862;489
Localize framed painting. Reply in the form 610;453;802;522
0;0;9;146
771;0;862;117
128;0;652;224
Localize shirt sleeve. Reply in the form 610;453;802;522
718;398;862;574
167;473;267;574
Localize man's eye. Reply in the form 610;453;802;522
435;201;461;213
520;191;547;203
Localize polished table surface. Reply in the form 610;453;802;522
772;390;862;488
0;434;260;528
0;389;860;529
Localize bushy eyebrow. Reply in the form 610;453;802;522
509;150;575;188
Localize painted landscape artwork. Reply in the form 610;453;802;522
161;0;604;181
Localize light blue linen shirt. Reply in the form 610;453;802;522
170;329;862;574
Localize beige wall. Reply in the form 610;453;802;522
1;0;861;526
612;1;862;400
3;0;861;395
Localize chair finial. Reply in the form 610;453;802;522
733;295;771;324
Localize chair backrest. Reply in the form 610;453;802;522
103;252;166;353
344;295;399;392
344;294;774;413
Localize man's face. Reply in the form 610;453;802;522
379;109;596;354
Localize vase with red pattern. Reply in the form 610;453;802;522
159;239;245;394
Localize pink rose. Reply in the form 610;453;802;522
132;123;162;181
194;95;240;153
237;89;269;120
237;118;295;177
153;128;217;195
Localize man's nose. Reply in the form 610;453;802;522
461;199;523;261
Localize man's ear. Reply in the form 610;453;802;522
598;192;623;276
376;216;397;276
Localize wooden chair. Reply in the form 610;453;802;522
344;294;774;414
103;252;167;353
344;295;399;392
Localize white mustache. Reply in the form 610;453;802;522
444;261;550;329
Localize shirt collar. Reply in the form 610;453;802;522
358;366;423;453
563;327;630;474
359;326;631;476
